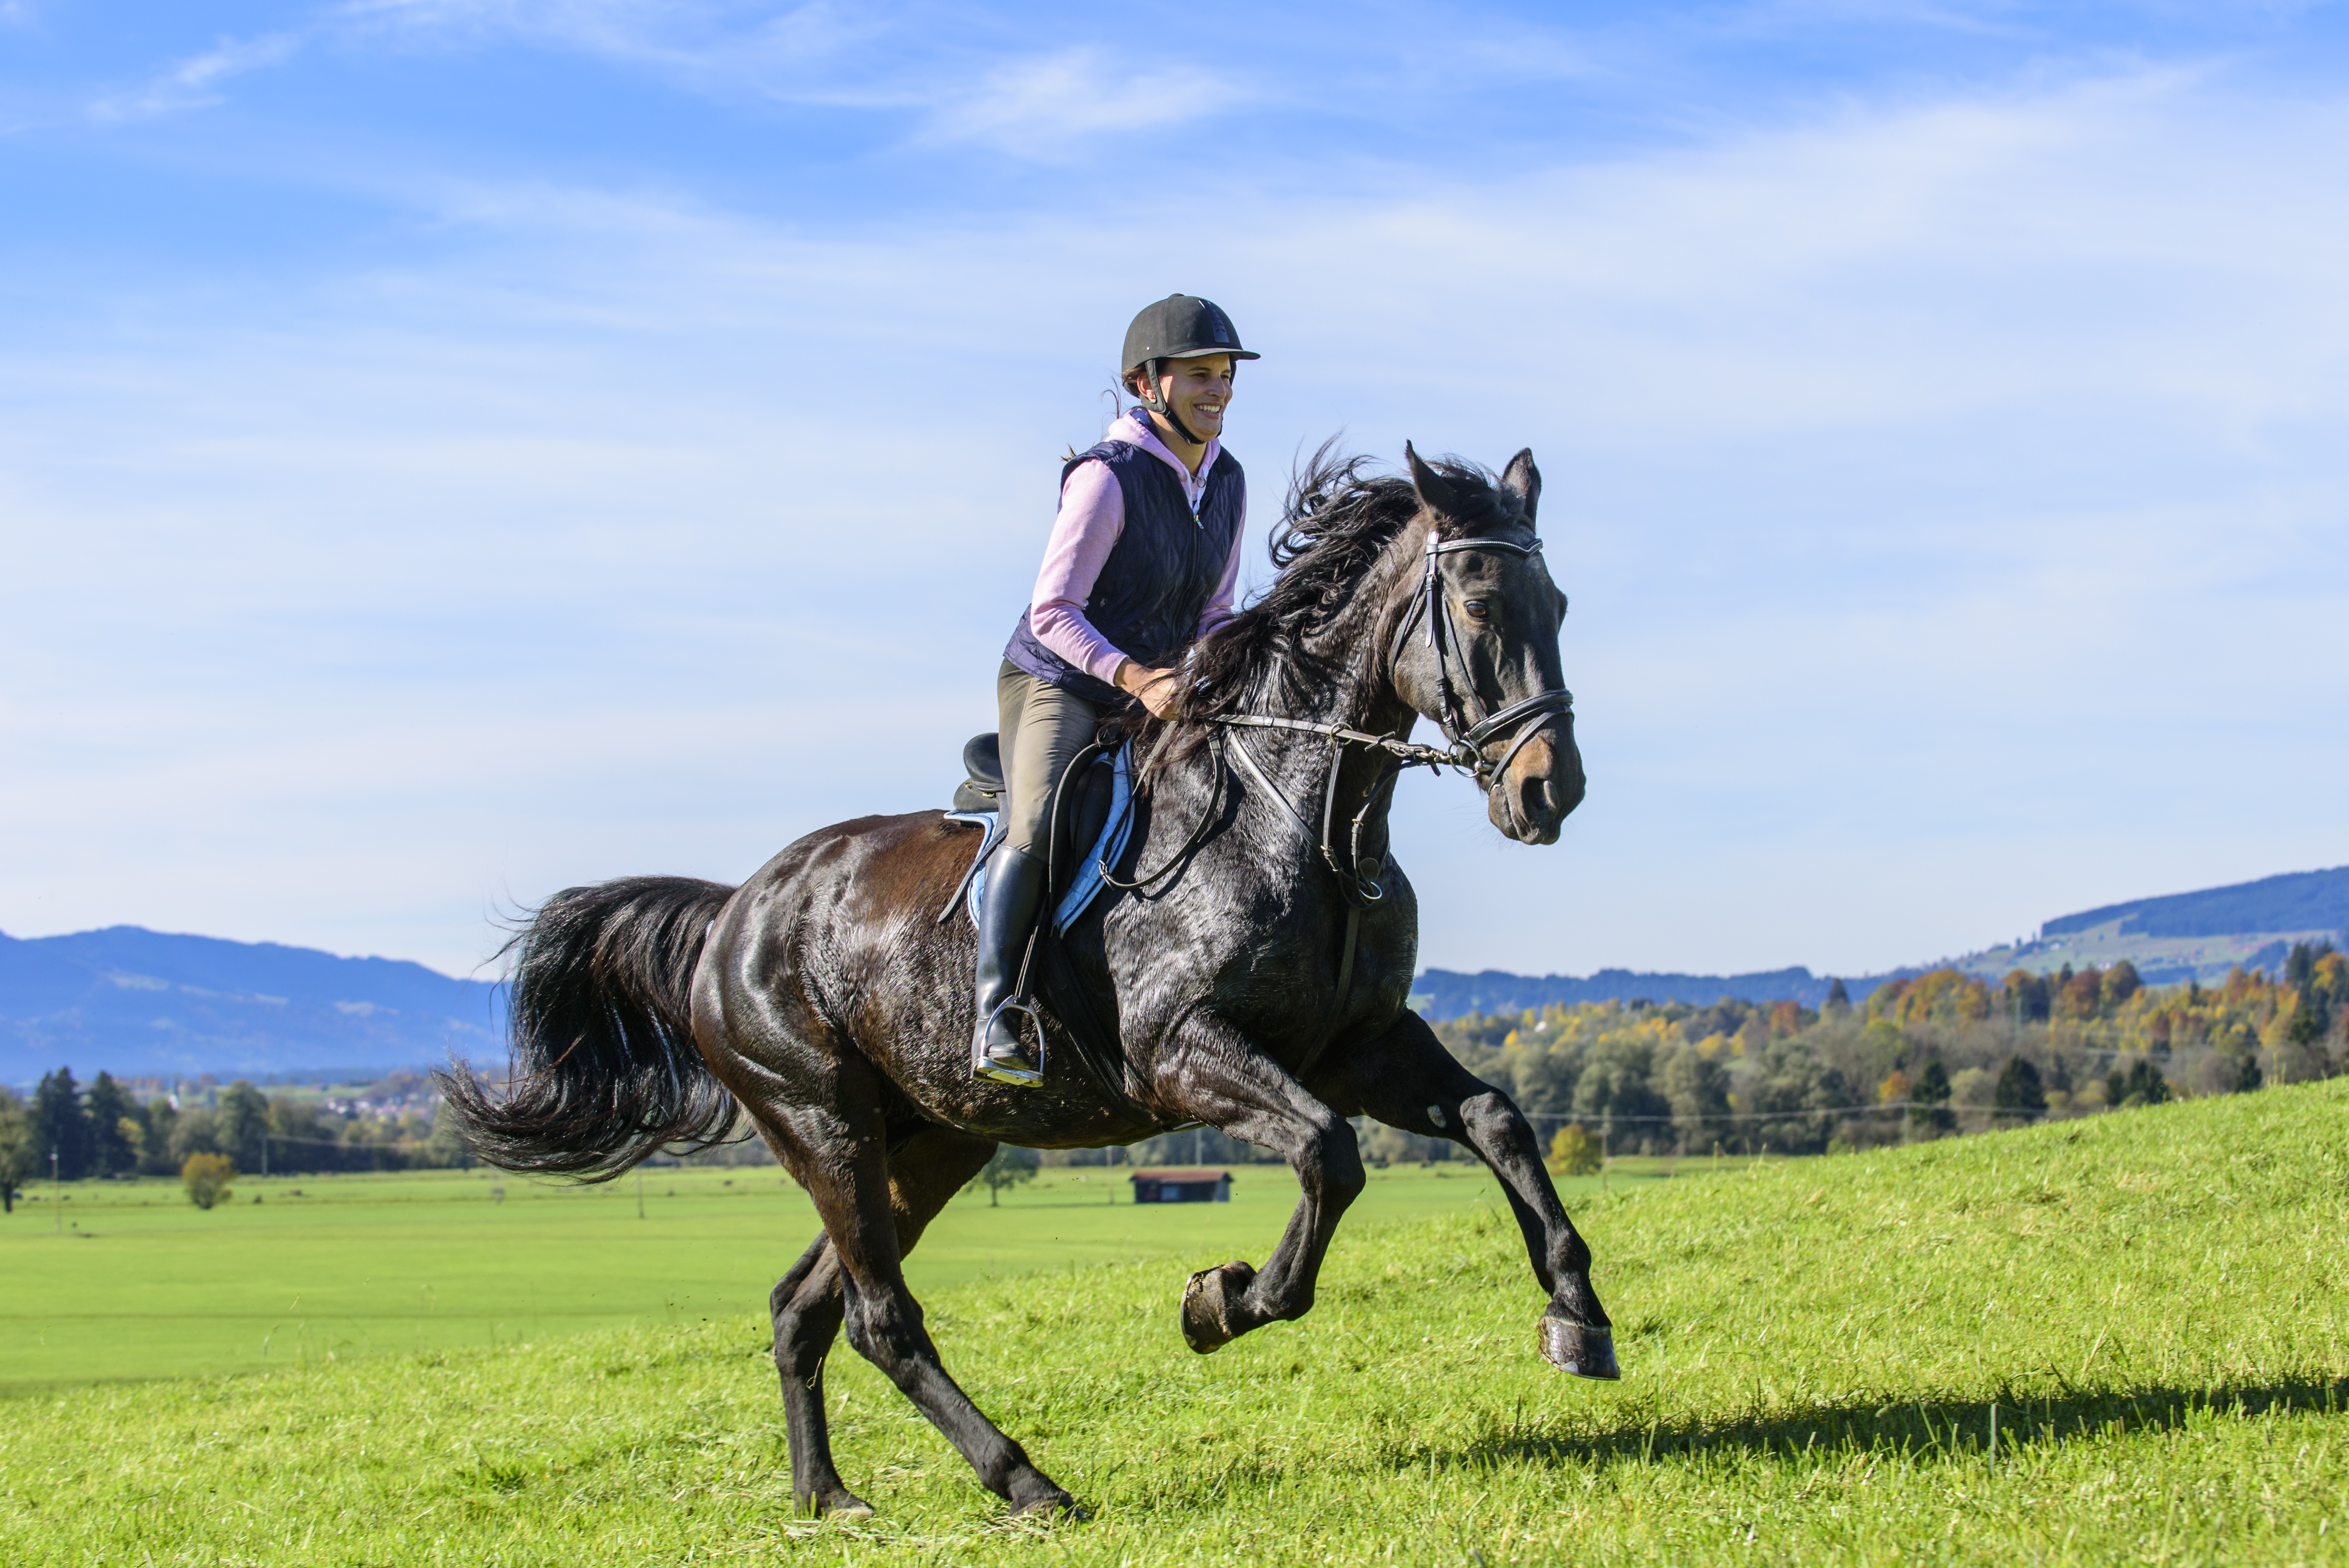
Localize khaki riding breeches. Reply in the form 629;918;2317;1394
995;660;1103;859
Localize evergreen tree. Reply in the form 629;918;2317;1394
1993;1057;2047;1120
31;1069;93;1181
2226;1050;2264;1095
2107;1058;2173;1108
85;1072;140;1177
214;1081;271;1174
1823;977;1851;1016
1909;1059;1955;1132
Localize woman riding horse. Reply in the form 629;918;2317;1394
975;293;1257;1087
441;417;1612;1522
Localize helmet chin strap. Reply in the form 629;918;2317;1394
1136;358;1207;449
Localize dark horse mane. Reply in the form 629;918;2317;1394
1143;440;1519;761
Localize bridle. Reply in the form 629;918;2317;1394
1110;525;1576;1004
1385;529;1576;783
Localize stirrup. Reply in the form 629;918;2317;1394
973;998;1044;1087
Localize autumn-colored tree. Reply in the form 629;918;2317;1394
2059;967;2106;1021
2002;970;2052;1023
1769;1000;1803;1037
1547;1125;1602;1175
1873;969;1991;1026
182;1152;237;1210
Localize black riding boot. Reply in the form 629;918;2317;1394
971;843;1047;1087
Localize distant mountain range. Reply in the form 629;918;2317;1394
6;865;2343;1076
0;927;503;1086
1413;864;2349;1020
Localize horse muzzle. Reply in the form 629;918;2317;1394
1488;727;1583;845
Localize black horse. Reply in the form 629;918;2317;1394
440;445;1616;1518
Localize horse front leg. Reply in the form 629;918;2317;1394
1314;1009;1619;1380
1150;1013;1366;1353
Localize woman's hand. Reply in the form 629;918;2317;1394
1114;660;1183;719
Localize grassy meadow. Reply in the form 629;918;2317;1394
4;1083;2347;1564
1;1157;1620;1389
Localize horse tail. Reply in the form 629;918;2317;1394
436;875;739;1182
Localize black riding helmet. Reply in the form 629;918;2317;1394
1121;294;1258;447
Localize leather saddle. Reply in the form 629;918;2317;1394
943;732;1133;937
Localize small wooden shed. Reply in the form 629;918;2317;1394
1128;1168;1232;1204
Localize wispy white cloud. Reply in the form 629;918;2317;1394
7;48;2349;973
919;47;1255;155
87;31;302;123
333;1;1253;153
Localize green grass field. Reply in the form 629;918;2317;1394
4;1086;2346;1564
2;1156;1648;1389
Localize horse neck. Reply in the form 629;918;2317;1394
1280;516;1426;734
1237;516;1427;803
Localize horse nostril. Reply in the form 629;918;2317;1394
1520;775;1552;824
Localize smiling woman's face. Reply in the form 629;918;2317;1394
1134;353;1234;444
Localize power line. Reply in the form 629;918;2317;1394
1510;1102;2048;1126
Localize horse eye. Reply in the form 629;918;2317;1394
1464;599;1491;622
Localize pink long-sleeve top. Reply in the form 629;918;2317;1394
1027;410;1246;686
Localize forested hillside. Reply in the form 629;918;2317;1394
1420;942;2346;1160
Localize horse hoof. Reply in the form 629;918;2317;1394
806;1488;874;1519
1538;1315;1619;1380
1181;1260;1256;1354
1012;1489;1085;1520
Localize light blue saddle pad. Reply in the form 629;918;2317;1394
945;743;1135;936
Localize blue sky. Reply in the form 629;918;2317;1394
4;1;2347;980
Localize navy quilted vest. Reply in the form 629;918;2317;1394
1005;438;1244;707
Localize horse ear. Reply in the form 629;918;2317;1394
1405;442;1473;532
1500;448;1541;523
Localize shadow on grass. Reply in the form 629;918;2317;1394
1437;1373;2349;1473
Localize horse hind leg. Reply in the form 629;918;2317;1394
769;1235;867;1517
764;1112;1071;1516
